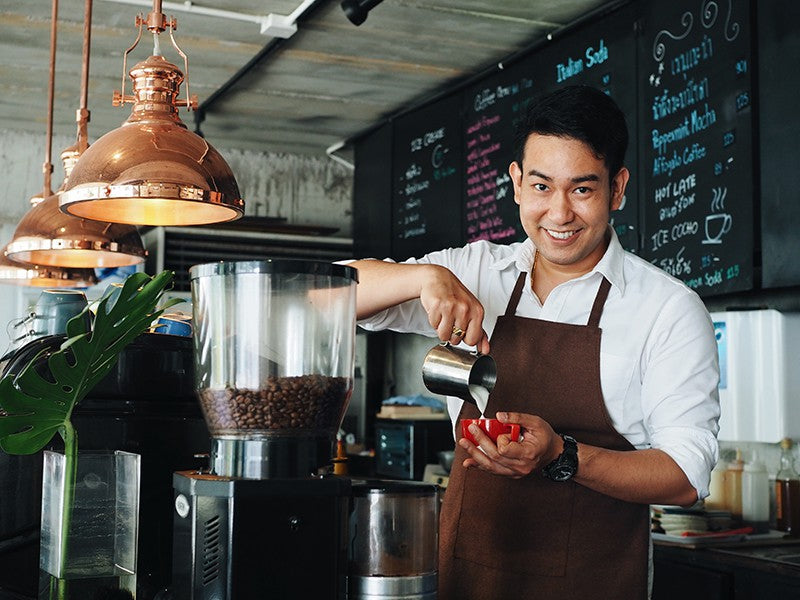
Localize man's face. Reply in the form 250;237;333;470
509;134;628;274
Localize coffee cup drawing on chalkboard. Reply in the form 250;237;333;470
703;213;732;244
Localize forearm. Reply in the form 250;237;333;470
352;258;491;352
350;259;432;319
575;444;698;507
464;413;700;506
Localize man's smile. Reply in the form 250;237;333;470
544;228;579;240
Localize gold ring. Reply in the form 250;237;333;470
452;326;464;337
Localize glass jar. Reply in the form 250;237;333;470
776;438;800;535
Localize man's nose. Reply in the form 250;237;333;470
547;192;574;223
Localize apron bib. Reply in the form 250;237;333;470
438;273;650;600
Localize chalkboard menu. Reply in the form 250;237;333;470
461;65;526;245
638;0;754;296
460;5;639;251
391;94;463;259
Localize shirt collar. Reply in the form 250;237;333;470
488;238;535;273
488;227;626;295
594;226;626;295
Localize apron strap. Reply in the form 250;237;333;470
505;271;528;316
588;277;612;328
505;271;612;327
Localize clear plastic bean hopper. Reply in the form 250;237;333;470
191;259;357;478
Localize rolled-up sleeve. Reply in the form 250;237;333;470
355;246;481;336
641;290;721;500
358;297;435;335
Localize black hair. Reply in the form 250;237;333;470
512;85;629;180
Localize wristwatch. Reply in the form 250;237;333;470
542;434;578;481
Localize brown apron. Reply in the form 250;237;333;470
438;272;650;600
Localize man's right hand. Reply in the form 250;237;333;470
350;260;490;354
419;264;490;354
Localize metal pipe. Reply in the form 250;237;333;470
76;0;92;153
325;141;354;171
101;0;325;135
103;0;290;30
43;0;58;199
194;0;327;134
286;0;317;22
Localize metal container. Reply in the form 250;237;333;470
190;259;358;478
422;341;496;405
348;480;438;600
5;289;91;356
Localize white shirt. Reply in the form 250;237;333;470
358;229;721;499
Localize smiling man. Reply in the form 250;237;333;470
350;86;720;600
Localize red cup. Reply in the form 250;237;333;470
461;418;521;445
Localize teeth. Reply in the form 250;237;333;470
546;229;575;240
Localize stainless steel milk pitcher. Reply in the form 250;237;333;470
421;342;496;404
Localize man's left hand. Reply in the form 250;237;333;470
459;411;562;478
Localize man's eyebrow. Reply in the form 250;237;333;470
571;174;601;184
526;169;551;180
526;169;601;184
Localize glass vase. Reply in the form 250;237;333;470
39;450;140;599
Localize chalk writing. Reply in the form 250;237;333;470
392;94;463;256
653;11;693;61
670;35;714;75
656;246;693;276
641;0;752;296
409;127;445;153
652;143;707;177
651;77;710;120
556;38;610;82
463;107;519;242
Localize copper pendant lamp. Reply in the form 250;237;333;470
7;194;146;268
6;0;146;269
59;0;244;226
0;247;96;288
0;0;95;288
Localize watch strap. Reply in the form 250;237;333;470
542;434;578;481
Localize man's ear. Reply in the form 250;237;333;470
610;167;630;211
509;161;523;206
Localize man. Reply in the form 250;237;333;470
351;85;720;599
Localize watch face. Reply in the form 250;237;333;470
550;465;575;481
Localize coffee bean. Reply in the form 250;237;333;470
198;375;350;434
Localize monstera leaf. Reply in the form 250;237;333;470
0;270;179;455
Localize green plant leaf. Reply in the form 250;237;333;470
0;271;178;455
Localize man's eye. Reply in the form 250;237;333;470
574;186;591;194
533;183;548;192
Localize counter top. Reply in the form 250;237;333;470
653;537;800;599
710;540;800;569
654;535;800;577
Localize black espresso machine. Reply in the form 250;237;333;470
171;260;439;600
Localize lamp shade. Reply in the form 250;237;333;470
59;55;244;226
0;245;96;288
7;142;146;268
6;194;146;268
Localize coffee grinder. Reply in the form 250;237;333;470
171;260;358;599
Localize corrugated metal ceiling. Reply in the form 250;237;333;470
0;0;616;158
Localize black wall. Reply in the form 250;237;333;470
353;122;393;260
